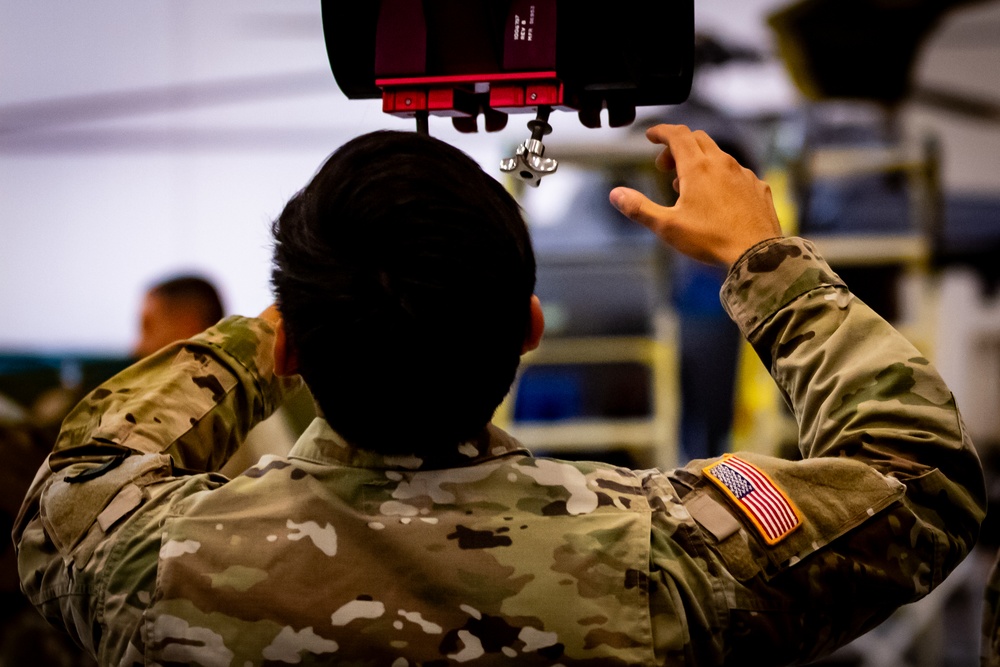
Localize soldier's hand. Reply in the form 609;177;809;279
609;124;782;268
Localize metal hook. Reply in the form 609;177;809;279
500;106;558;187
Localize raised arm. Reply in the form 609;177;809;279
14;313;298;658
614;124;986;663
47;313;295;472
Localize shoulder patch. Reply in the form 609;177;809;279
703;454;801;544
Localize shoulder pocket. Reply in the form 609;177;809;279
40;452;172;564
685;453;905;580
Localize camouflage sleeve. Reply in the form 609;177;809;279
712;236;986;660
49;315;299;472
984;550;1000;666
13;316;300;658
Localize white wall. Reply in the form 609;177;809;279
0;1;622;351
2;0;998;352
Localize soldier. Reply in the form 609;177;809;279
15;126;985;665
133;274;225;359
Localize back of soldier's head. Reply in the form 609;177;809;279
271;130;536;453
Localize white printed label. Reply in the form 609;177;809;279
513;5;536;42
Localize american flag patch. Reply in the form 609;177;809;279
703;455;801;544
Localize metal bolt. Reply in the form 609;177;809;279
405;98;412;106
530;93;537;101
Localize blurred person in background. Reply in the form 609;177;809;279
133;274;225;359
0;274;223;666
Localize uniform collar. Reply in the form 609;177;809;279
287;418;530;471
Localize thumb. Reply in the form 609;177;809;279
609;186;668;232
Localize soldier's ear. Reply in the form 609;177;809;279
273;317;300;377
522;295;545;355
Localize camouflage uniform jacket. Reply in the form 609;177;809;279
15;237;986;666
982;550;1000;664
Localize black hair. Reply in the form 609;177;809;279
271;131;536;453
149;275;225;328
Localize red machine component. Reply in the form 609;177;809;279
322;0;693;185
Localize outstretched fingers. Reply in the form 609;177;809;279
609;187;671;234
645;124;706;167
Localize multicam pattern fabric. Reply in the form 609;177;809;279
15;237;986;666
984;552;1000;665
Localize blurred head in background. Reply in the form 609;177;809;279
133;274;225;358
